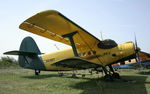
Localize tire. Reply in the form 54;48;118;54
104;74;113;81
35;70;40;75
112;73;120;79
35;71;39;75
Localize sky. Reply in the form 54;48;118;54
0;0;150;59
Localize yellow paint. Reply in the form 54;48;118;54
41;48;75;70
19;10;100;53
39;41;135;70
19;10;136;71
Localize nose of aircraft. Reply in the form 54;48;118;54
118;42;136;59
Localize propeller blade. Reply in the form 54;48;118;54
134;33;138;51
134;33;142;67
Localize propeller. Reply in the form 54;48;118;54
134;33;142;67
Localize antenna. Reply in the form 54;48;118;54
100;31;103;40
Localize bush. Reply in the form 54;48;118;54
0;56;19;68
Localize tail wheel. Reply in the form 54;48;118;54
35;70;40;75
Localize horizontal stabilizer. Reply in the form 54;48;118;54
3;50;37;56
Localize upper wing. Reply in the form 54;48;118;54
19;10;100;52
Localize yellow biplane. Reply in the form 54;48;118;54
4;10;140;81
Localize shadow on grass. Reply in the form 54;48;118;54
21;73;149;94
70;75;148;94
21;74;59;79
138;71;150;75
21;73;91;80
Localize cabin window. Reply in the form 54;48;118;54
83;52;86;56
112;54;117;57
92;51;96;55
88;51;91;55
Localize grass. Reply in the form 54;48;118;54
0;68;150;94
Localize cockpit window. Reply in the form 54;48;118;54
97;39;117;49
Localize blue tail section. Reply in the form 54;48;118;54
4;37;45;70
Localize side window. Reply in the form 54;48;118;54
112;53;117;57
92;51;96;55
88;51;91;55
83;52;86;56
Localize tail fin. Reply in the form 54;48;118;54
4;37;45;70
19;36;41;54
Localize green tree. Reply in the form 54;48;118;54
0;56;18;68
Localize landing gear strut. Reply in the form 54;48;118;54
35;70;40;75
102;65;120;81
109;65;120;79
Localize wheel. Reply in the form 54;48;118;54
112;73;120;79
35;71;39;75
35;70;40;75
104;74;113;81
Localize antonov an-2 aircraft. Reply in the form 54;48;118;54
4;10;140;81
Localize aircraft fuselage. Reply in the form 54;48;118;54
40;41;136;71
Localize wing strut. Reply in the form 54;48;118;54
62;31;79;57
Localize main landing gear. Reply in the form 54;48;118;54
102;65;120;81
35;69;41;75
